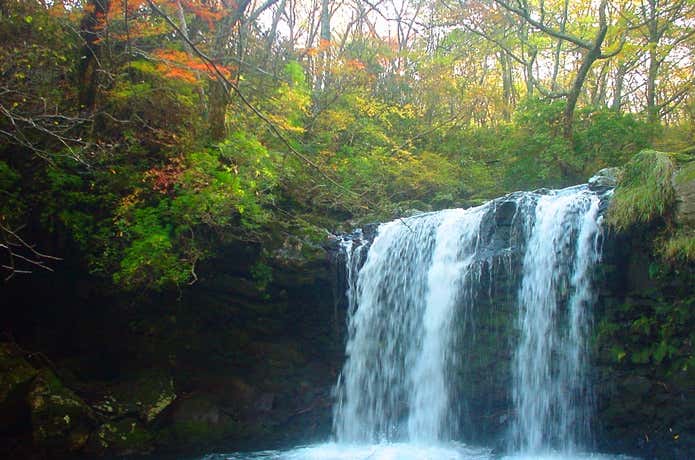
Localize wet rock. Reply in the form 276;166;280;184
166;395;238;445
673;161;695;226
322;233;341;251
90;370;176;424
27;369;94;453
621;375;652;398
0;343;37;429
402;208;425;217
362;223;379;242
85;417;153;455
493;200;518;227
256;393;275;413
589;167;621;190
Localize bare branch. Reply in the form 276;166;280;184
145;0;384;213
493;0;593;49
1;223;61;281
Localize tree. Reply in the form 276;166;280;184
635;0;695;123
493;0;621;138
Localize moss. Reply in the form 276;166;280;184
142;380;177;423
606;150;676;231
87;417;153;455
674;160;695;185
0;343;37;404
660;229;695;263
27;369;94;453
102;370;176;423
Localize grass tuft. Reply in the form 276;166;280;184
660;229;695;263
606;150;676;231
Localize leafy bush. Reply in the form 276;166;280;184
113;204;192;289
111;131;280;289
573;108;653;172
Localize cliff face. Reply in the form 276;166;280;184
591;154;694;459
594;226;694;459
0;238;344;458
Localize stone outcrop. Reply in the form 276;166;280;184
27;369;95;454
594;227;694;460
0;343;37;430
0;229;341;458
673;160;695;226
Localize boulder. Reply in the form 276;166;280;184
673;161;695;226
85;417;153;455
90;369;176;424
0;343;37;430
27;369;94;453
588;167;621;190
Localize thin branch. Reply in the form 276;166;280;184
145;0;383;212
493;0;593;49
1;223;61;280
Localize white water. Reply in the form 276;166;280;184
511;188;602;453
332;185;610;455
200;445;636;460
333;207;490;442
334;208;485;442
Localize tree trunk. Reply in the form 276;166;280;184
562;27;605;138
208;79;229;141
499;51;514;120
611;64;626;112
591;61;609;107
646;43;659;123
550;0;570;92
206;0;253;140
78;0;111;111
645;0;660;123
318;0;331;90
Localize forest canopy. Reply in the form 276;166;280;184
0;0;693;289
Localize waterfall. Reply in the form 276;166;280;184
333;208;486;442
511;188;602;453
334;184;607;453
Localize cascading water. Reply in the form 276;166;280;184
334;184;608;454
333;207;488;443
510;188;603;453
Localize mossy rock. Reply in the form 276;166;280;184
27;369;94;453
0;343;37;428
673;160;695;226
160;395;242;447
606;150;676;231
85;417;153;455
91;369;176;424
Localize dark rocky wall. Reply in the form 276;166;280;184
593;225;694;460
0;238;344;458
